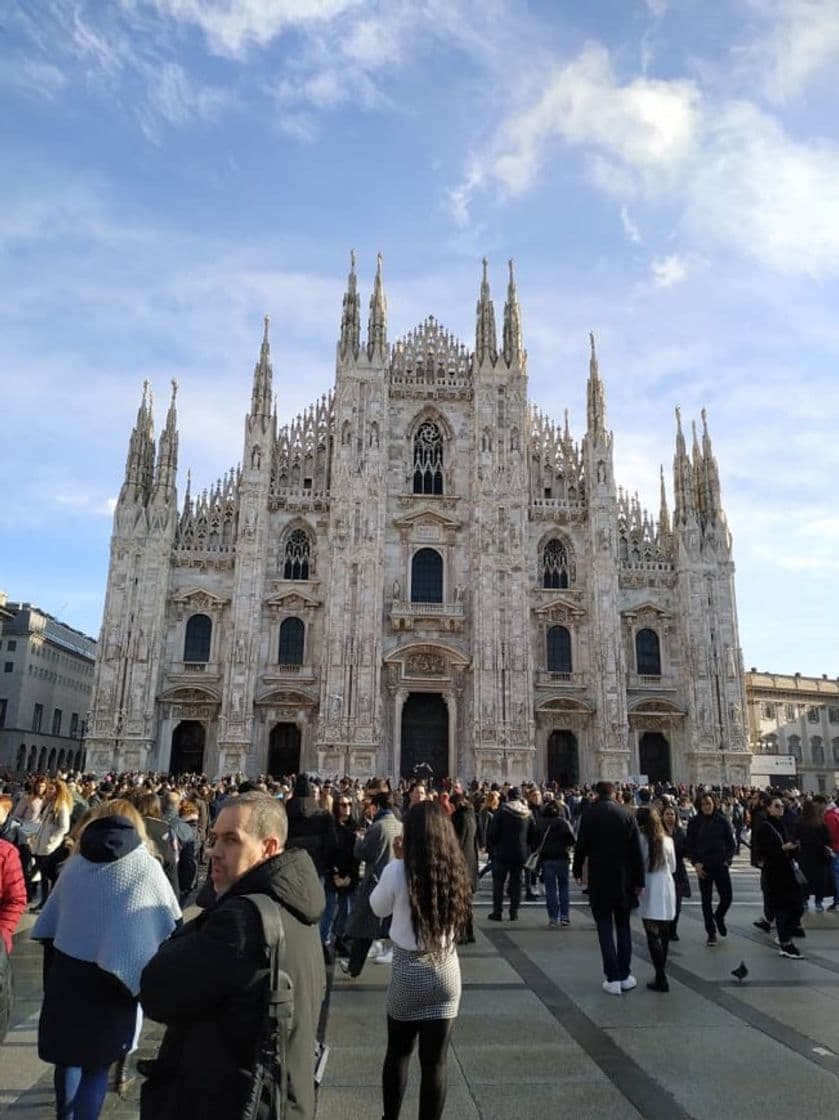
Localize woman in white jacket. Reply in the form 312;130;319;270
636;806;676;992
30;781;72;912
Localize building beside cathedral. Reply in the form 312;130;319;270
85;255;750;785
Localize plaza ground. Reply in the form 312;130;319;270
3;855;839;1118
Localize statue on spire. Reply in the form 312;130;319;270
475;257;497;367
585;331;606;439
502;258;523;368
249;314;274;429
367;252;388;360
339;249;361;361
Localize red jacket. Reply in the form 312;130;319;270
0;839;26;954
825;807;839;854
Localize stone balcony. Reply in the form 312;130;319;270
262;664;319;685
535;670;587;690
389;600;465;633
627;672;678;691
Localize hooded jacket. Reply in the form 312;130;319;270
487;799;536;865
285;795;336;875
140;847;326;1120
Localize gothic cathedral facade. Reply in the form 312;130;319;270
86;256;750;786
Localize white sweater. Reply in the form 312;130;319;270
369;859;453;951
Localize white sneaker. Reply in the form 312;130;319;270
373;948;393;965
602;980;623;995
620;974;637;992
367;940;383;959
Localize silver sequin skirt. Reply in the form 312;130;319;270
387;945;462;1021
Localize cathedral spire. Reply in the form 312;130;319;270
586;331;607;439
120;380;156;505
367;252;387;360
502;258;523;368
248;315;273;437
701;407;722;522
691;418;705;521
672;407;696;526
153;379;179;498
339;249;361;361
658;465;671;537
475;257;497;367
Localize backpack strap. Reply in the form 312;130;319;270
240;893;294;1120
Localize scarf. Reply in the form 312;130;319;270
31;844;181;995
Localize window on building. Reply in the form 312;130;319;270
788;735;802;761
0;699;6;729
817;775;827;794
278;618;305;665
762;734;778;754
811;737;825;765
70;713;79;738
7;640;16;652
283;529;311;580
832;738;839;765
828;707;839;724
411;548;443;603
33;703;43;732
808;706;821;723
183;614;212;663
52;709;62;737
413;420;444;495
635;629;662;676
3;662;12;673
546;626;572;673
542;539;570;589
762;703;774;720
786;704;796;721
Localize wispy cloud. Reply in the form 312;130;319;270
650;253;687;287
742;0;839;103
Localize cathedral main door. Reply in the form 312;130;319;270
268;722;301;778
547;729;579;787
170;720;206;775
401;693;448;782
639;731;671;783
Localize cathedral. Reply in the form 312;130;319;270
85;255;750;786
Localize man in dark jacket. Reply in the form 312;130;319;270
140;792;326;1120
451;792;479;942
487;787;535;922
286;775;337;879
573;781;644;995
685;790;736;946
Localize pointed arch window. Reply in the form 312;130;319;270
278;617;305;666
184;614;212;663
546;626;572;673
635;628;661;676
413;421;443;495
411;548;443;603
543;539;570;589
283;529;311;580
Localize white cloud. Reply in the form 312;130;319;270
138;61;236;139
650;253;687;287
0;58;67;99
620;204;642;243
450;42;700;218
645;0;668;15
744;0;839;103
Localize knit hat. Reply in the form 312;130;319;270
508;786;522;801
293;774;313;798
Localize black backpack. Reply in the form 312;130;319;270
239;893;294;1120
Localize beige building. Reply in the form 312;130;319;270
85;257;750;785
0;594;96;772
746;670;839;794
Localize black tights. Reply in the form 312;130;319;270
382;1015;454;1120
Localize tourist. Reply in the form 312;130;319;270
532;799;576;928
370;802;471;1120
572;781;644;995
487;786;535;922
0;829;26;1042
824;796;839;910
322;792;361;958
756;796;806;959
636;807;676;992
341;789;403;974
660;802;690;940
29;781;73;912
32;799;180;1120
476;790;499;879
450;790;479;943
793;797;832;912
685;791;735;946
136;792;179;896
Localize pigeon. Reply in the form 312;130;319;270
731;961;749;984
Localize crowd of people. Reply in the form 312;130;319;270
0;766;838;1119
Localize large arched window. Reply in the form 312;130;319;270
184;613;212;662
542;539;570;589
278;617;305;666
413;420;443;495
811;736;825;765
788;735;802;761
635;628;661;676
546;626;572;673
283;529;311;580
411;548;443;603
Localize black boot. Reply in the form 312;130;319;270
645;928;669;992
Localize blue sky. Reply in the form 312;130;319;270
1;0;837;675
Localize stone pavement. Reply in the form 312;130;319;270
4;855;839;1118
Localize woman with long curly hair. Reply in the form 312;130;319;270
636;806;676;992
370;801;472;1120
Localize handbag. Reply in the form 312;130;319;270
524;824;552;872
791;860;808;888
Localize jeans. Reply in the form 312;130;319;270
592;906;632;983
830;853;839;902
491;860;523;917
320;882;354;944
54;1064;110;1120
541;859;570;922
698;864;733;935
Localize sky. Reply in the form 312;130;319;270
1;0;837;675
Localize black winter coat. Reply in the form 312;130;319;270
685;811;735;869
572;797;644;910
757;818;802;912
533;814;575;862
140;848;326;1120
452;803;479;890
487;801;536;865
286;798;337;875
